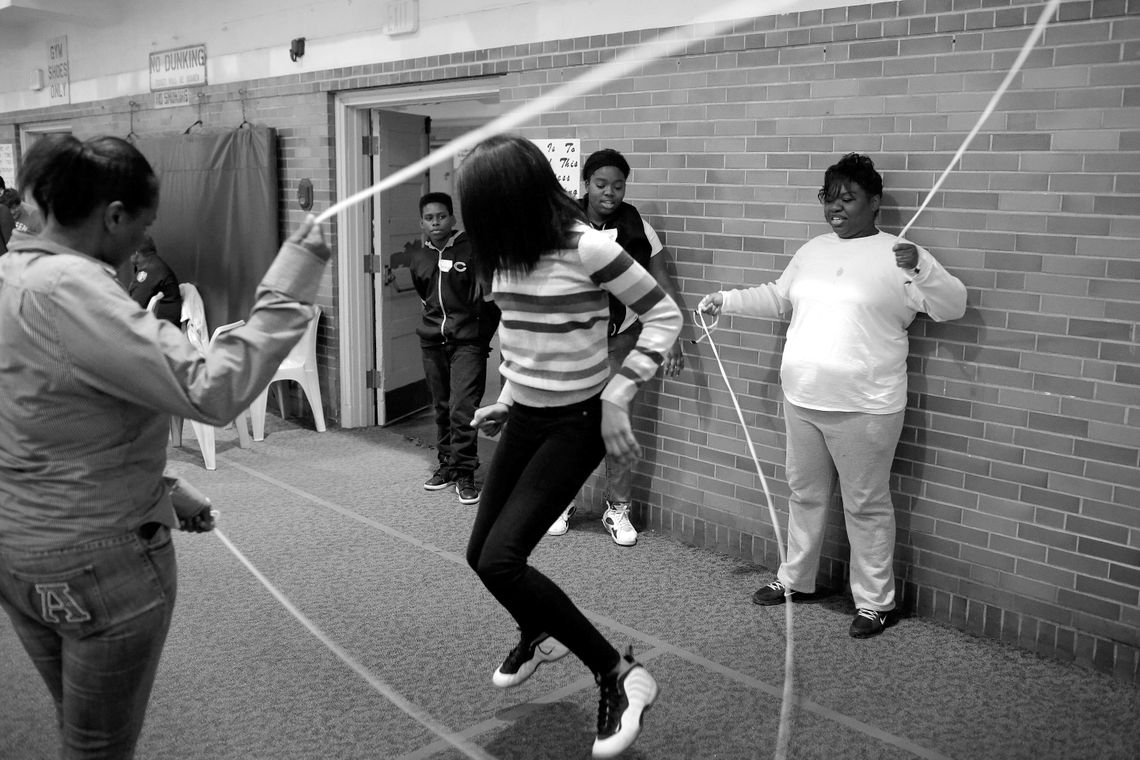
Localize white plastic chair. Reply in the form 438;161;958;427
250;306;326;441
168;285;253;469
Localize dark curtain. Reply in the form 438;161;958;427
134;126;278;329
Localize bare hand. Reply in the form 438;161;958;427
287;214;331;262
179;507;216;533
894;242;919;271
601;400;641;465
472;402;510;437
697;292;724;317
169;476;216;533
663;341;685;377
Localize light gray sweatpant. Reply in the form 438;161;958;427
776;401;905;611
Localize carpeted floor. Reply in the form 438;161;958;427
2;412;1138;760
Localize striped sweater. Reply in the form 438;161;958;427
493;224;681;409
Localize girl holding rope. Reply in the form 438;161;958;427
0;134;329;758
699;153;967;638
461;134;681;758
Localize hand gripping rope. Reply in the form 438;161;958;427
211;0;1064;757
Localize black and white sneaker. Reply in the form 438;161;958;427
849;608;891;638
592;650;658;759
492;632;569;688
423;466;453;491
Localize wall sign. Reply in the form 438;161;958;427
384;0;419;35
47;36;70;104
451;139;582;199
149;44;207;91
154;89;192;109
532;139;580;198
0;143;15;185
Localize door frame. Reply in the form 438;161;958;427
332;79;501;428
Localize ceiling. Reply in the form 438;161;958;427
0;0;111;28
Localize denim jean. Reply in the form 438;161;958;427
778;402;905;611
602;326;640;504
466;396;620;675
0;525;177;759
421;342;488;476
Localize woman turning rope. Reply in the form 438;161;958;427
700;153;967;639
0;135;329;758
459;135;681;758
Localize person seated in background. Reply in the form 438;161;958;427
0;178;14;253
1;186;45;238
128;233;183;325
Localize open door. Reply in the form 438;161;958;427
371;109;431;425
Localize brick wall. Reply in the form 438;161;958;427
3;0;1136;682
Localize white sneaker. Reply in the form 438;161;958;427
547;502;576;536
592;651;658;758
492;632;570;688
601;501;637;546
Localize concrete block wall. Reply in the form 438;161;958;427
2;0;1136;682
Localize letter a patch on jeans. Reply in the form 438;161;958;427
35;582;92;623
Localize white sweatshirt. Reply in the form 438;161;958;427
720;231;967;413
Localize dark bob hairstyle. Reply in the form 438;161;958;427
456;134;585;277
18;135;159;227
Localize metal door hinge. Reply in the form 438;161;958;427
363;254;382;273
362;135;380;155
366;369;382;389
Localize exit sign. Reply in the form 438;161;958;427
384;0;418;35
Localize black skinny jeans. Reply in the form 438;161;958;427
466;395;621;676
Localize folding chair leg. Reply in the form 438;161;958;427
302;370;327;433
169;416;184;447
250;387;270;442
234;409;252;449
189;420;216;471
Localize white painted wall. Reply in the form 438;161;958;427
0;0;859;114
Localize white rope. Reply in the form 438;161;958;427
693;309;794;760
313;0;798;225
211;527;499;760
897;0;1063;239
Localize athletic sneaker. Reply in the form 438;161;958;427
455;475;480;505
750;579;801;606
601;500;637;546
850;608;890;639
492;631;570;688
423;466;453;491
547;501;576;536
592;650;658;759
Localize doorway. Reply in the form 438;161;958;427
333;82;503;428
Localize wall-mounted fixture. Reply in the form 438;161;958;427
29;69;44;91
297;178;313;211
289;37;305;62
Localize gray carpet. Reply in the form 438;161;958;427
2;413;1138;760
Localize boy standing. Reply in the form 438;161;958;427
409;192;500;505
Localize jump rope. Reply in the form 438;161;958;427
207;1;1064;757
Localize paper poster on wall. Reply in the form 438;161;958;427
451;138;581;198
531;139;580;198
0;144;15;186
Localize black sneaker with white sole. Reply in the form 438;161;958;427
423;466;453;491
592;649;659;759
751;579;801;606
455;476;480;505
849;608;891;638
492;632;570;688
